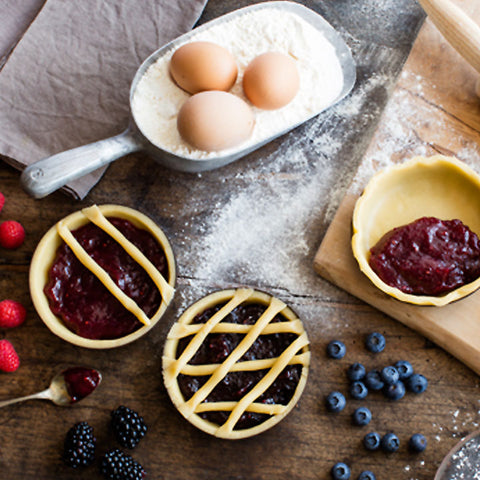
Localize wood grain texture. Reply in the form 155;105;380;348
314;194;480;375
5;1;480;480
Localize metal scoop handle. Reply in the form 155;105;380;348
20;126;144;199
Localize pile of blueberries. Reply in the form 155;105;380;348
325;332;428;480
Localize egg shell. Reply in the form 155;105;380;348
177;91;254;152
169;41;238;94
242;52;300;110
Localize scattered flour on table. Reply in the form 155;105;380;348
352;71;480;194
177;74;389;307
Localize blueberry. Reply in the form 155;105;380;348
381;366;399;385
347;363;366;382
407;373;428;394
395;360;414;380
352;407;372;426
381;432;400;453
383;381;406;401
365;370;384;391
409;433;427;452
363;432;381;451
327;340;346;359
350;381;368;400
357;472;376;480
365;332;385;353
331;462;350;480
326;391;346;413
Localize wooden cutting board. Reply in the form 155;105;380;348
314;0;480;376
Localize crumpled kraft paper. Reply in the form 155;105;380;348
0;0;207;199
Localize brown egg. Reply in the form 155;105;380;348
177;91;254;152
169;41;238;94
242;52;300;110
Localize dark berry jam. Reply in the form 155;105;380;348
44;217;168;339
177;303;301;430
62;367;101;403
369;217;480;295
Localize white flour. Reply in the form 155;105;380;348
176;74;388;309
352;71;480;194
132;7;344;158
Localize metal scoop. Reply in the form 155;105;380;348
20;1;356;199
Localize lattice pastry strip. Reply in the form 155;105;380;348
163;288;311;439
164;288;253;386
216;332;309;437
56;205;173;326
178;295;287;418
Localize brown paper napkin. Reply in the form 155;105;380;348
0;0;207;199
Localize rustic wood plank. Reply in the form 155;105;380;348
5;1;478;480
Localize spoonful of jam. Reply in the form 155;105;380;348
0;367;101;408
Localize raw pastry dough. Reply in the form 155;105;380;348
163;288;310;439
30;204;176;349
352;155;480;306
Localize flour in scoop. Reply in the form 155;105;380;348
132;7;344;158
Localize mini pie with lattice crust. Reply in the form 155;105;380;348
30;204;176;349
163;288;310;439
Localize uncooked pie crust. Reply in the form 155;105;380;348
352;155;480;306
30;204;176;349
163;288;310;439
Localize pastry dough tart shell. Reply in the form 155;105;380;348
30;204;176;349
163;288;310;439
352;155;480;306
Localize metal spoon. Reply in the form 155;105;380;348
0;367;102;408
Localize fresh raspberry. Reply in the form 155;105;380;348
0;192;4;214
0;300;26;328
0;220;25;249
0;339;20;372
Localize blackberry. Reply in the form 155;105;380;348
327;340;346;359
326;391;346;413
365;332;385;353
111;405;148;449
99;448;145;480
63;421;96;468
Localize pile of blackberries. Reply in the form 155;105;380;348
62;405;147;479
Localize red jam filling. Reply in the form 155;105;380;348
44;217;168;339
62;367;101;403
177;303;301;430
369;217;480;296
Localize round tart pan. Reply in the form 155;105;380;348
163;288;310;439
352;155;480;306
30;204;176;349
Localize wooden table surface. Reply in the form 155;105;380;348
3;1;480;479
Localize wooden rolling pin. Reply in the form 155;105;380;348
418;0;480;93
